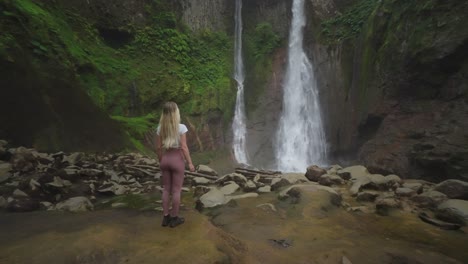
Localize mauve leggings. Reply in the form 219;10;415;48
160;149;185;216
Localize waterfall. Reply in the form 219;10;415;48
232;0;248;164
275;0;328;172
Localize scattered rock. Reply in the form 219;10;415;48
376;197;401;215
63;153;84;165
349;177;371;196
29;179;41;191
13;189;29;198
46;176;72;188
337;171;351;181
243;180;257;192
271;178;291;191
193;185;211;197
191;177;212;186
199;188;226;208
436;199;468;225
319;174;344;186
215;173;247;187
196;165;218;176
257;185;271;193
339;165;369;180
10;147;37;172
356;191;380;202
220;182;240;195
434;179;468;200
395;187;416;197
80;169;103;178
411;191;447;208
402;182;423;193
305;165;326;181
56;197;94;212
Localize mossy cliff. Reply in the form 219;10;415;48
307;0;468;181
0;0;236;152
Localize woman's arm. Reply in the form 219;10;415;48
156;135;162;162
180;133;195;172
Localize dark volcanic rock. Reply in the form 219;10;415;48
305;165;327;182
433;179;468;200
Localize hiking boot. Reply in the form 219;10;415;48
169;216;185;228
161;214;171;227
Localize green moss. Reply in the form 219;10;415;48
243;22;281;114
320;0;380;43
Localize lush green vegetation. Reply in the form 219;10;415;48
0;0;236;151
243;22;281;114
320;0;380;43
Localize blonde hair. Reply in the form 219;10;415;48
159;102;181;149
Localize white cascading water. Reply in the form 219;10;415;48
275;0;328;172
232;0;248;164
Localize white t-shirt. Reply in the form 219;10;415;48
156;124;188;148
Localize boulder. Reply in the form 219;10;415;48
270;178;290;191
271;173;309;190
196;165;218;176
220;182;240;195
193;185;211;197
199;188;226;208
279;184;342;206
243;180;257;192
395;187;416;197
305;165;326;181
402;182;423;193
39;201;54;210
356;191;379;202
411;191;447;208
215;173;247;187
434;179;468;200
13;189;29;198
339;165;369;180
349;177;371;196
63;153;84;165
376;197;401;215
191;177;212;186
436;199;468;225
10;147;37;172
319;174;345;186
80;169;103;178
257;185;271;193
56;197;94;212
368;174;402;190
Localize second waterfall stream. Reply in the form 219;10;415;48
232;0;248;165
275;0;328;172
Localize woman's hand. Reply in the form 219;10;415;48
189;163;195;172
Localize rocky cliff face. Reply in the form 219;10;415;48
303;0;468;181
179;0;229;32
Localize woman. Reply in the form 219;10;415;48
156;102;195;228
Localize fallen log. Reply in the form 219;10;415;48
235;167;281;175
184;171;218;180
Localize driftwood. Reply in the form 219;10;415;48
235;169;281;179
126;166;156;176
184;171;218;180
127;165;217;181
235;167;281;175
131;164;160;171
